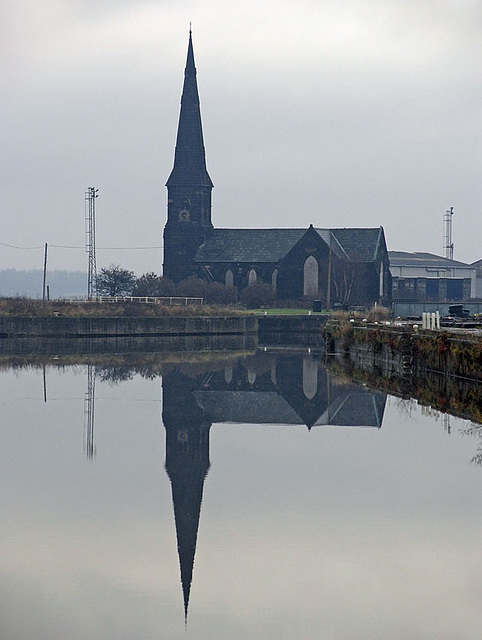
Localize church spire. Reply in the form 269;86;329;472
162;369;212;622
166;30;213;188
163;30;214;281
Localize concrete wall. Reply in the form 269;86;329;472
0;315;259;356
258;314;328;347
258;314;327;334
0;315;257;338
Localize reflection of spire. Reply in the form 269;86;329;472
83;364;96;459
162;370;212;621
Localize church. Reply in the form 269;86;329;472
163;32;391;307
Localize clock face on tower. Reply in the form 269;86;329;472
178;209;190;221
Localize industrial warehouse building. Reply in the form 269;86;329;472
389;251;477;303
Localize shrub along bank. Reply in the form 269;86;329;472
324;319;482;382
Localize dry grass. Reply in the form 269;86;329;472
0;297;248;318
366;306;390;322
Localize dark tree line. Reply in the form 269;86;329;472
95;265;274;307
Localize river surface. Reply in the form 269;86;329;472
0;348;481;639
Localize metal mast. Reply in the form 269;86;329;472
83;364;96;459
85;187;98;299
444;206;454;260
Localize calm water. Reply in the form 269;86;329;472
0;349;481;639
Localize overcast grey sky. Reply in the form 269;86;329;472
2;0;481;274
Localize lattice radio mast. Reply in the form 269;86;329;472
83;364;96;459
85;187;98;299
444;206;454;260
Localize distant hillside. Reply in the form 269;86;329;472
0;270;87;298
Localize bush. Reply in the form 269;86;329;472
239;282;274;309
175;276;237;305
132;273;176;297
366;305;390;322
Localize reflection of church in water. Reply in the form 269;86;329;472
162;351;386;619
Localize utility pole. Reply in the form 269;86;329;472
85;187;98;299
42;243;48;300
444;206;454;260
326;234;332;310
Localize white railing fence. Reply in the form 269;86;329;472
60;296;203;306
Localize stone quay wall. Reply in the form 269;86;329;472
324;321;482;382
0;315;259;355
257;314;327;346
0;313;330;355
0;315;257;339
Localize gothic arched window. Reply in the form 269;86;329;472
248;269;257;285
225;269;234;288
303;356;318;400
272;269;278;294
303;256;319;297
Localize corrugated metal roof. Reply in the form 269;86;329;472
389;251;471;268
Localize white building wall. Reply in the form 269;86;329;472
389;264;477;298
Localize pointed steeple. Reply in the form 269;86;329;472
168;451;209;621
166;30;213;188
162;369;212;622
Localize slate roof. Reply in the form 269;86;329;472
194;228;308;263
389;251;471;268
330;227;385;262
195;226;385;264
195;390;304;424
314;388;386;427
194;385;386;428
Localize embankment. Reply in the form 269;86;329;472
324;321;482;382
0;315;258;355
0;315;257;338
258;314;327;346
0;313;329;355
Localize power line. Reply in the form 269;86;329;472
0;242;44;250
96;246;164;250
1;241;163;250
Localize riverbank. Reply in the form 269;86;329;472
0;315;257;338
0;313;327;340
0;312;330;355
3;311;482;383
324;320;482;382
0;297;244;317
0;315;259;356
325;351;482;431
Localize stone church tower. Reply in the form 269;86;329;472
163;30;213;281
162;32;392;305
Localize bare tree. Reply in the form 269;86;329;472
96;264;136;297
331;261;357;307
